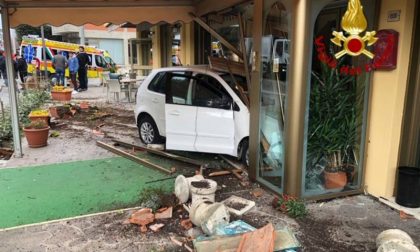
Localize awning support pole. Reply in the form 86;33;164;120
1;7;23;158
40;25;48;83
189;13;243;61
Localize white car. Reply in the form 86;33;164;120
135;66;250;165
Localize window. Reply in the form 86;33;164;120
87;54;93;66
148;72;167;94
41;47;52;60
220;73;247;103
193;74;232;109
166;72;192;105
95;55;108;68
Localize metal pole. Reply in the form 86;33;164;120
40;25;48;83
79;25;85;45
1;7;23;157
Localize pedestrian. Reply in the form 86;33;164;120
52;50;67;86
0;50;17;87
0;51;6;86
16;55;28;83
68;51;79;92
76;46;90;91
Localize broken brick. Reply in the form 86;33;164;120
237;223;275;252
251;188;264;198
129;208;155;232
155;207;173;219
149;223;165;232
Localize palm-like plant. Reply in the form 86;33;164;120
307;61;362;173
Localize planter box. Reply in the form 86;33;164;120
28;115;50;125
51;90;72;102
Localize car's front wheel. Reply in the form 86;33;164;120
138;116;161;144
240;139;249;167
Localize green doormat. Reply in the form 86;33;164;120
0;157;173;229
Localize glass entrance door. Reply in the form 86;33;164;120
256;0;292;193
302;0;378;197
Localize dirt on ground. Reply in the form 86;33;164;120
5;100;418;252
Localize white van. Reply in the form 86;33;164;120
135;66;250;165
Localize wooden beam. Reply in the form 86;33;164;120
189;12;243;60
97;141;172;174
112;140;203;166
208;169;243;177
219;155;246;171
208;56;246;77
238;13;251;92
218;155;248;186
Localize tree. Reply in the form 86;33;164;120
15;25;62;43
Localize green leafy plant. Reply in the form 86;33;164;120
18;90;50;125
272;194;307;218
24;120;48;129
307;61;362;173
138;187;175;211
0;90;50;142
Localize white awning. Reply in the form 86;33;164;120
1;0;250;27
7;6;195;27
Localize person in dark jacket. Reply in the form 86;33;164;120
0;50;17;87
76;46;90;91
16;55;28;83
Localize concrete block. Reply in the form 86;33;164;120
377;240;419;252
376;229;414;247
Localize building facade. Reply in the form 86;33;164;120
51;24;136;67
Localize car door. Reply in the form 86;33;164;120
192;73;235;155
144;71;167;134
165;72;197;151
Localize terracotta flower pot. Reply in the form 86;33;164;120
23;127;50;148
51;90;72;102
49;107;60;118
324;171;347;189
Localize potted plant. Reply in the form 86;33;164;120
51;85;73;102
307;61;361;190
23;120;50;148
28;109;50;125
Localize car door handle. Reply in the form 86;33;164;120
152;98;159;103
169;110;180;116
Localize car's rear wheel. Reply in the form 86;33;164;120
138;116;161;144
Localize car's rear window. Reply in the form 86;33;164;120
148;72;166;94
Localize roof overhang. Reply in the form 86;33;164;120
1;0;250;28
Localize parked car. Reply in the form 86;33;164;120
135;66;250;165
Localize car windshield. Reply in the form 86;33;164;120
219;73;248;105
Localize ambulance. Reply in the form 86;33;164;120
20;36;116;79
